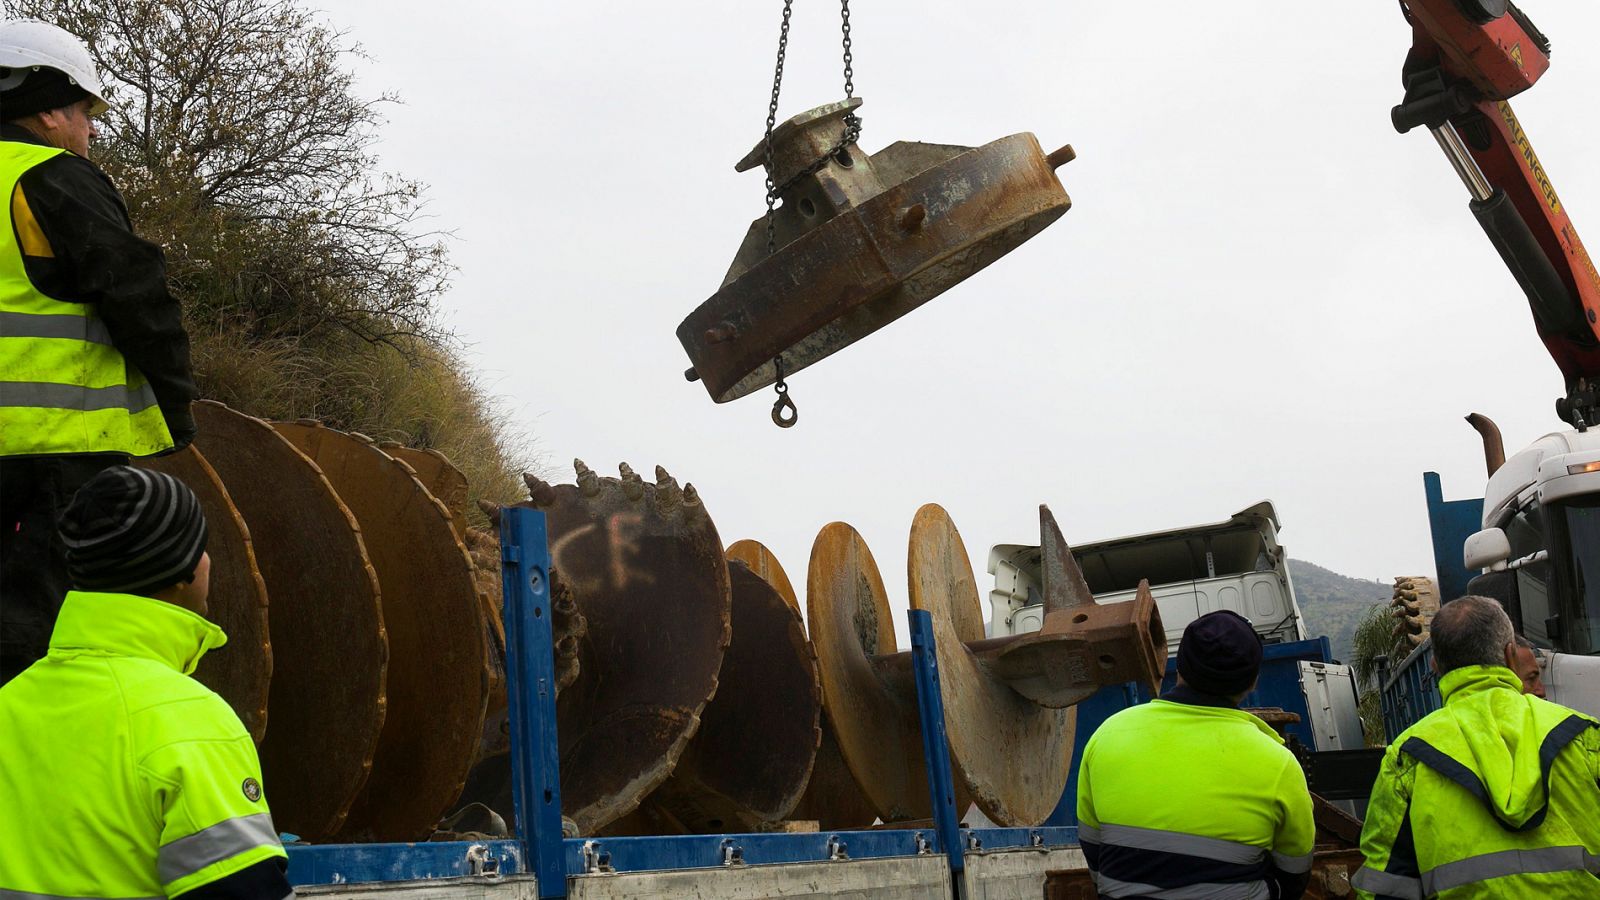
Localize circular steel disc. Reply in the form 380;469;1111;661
725;539;799;612
807;522;927;822
729;539;877;829
275;423;489;842
640;560;820;831
138;446;271;742
536;463;730;834
382;444;471;540
192;402;386;841
908;503;1073;826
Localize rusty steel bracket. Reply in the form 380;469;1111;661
680;98;1073;403
809;503;1167;827
987;508;1167;705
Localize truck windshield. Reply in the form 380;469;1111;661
1547;496;1600;655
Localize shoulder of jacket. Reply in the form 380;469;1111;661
118;663;249;749
20;151;128;208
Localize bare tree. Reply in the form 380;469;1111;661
3;0;451;347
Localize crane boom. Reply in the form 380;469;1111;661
1395;1;1600;428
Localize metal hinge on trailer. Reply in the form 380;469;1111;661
464;843;501;878
581;840;614;875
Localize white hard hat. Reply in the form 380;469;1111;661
0;20;109;116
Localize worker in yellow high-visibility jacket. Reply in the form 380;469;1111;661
0;21;198;685
0;467;291;899
1077;609;1316;900
1354;596;1600;899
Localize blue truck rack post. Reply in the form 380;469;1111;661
500;507;567;896
1423;471;1484;603
287;506;1077;893
910;608;965;875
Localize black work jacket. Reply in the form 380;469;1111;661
3;122;197;448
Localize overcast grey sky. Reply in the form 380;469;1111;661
317;1;1600;625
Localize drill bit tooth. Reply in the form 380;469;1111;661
682;483;702;510
475;499;503;526
574;458;600;497
620;462;645;501
654;466;683;512
522;473;557;507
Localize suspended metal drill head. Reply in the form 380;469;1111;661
679;98;1074;404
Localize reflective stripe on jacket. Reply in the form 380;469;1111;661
0;592;286;898
1;140;173;457
1077;697;1316;899
1354;666;1600;899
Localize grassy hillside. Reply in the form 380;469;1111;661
1290;559;1395;664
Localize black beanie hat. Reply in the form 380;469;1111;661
1176;610;1264;697
59;467;209;597
0;66;89;121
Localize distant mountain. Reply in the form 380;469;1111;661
1290;559;1394;664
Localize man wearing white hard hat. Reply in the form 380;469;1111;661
0;20;199;685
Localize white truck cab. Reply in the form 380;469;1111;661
1457;428;1600;715
986;501;1307;646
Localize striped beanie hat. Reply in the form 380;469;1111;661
59;466;209;596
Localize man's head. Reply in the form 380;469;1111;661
1510;636;1547;699
1175;610;1264;703
1429;595;1518;678
0;21;109;156
58;467;211;615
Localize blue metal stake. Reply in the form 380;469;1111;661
908;608;964;876
500;507;567;898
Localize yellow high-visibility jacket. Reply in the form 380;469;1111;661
1077;693;1317;899
1;139;174;457
0;591;286;898
1354;666;1600;899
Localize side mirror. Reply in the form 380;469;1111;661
1464;528;1512;571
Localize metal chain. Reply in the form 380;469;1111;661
758;0;865;428
762;0;795;258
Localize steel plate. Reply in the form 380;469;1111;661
635;560;821;832
725;539;800;612
908;503;1072;826
275;422;489;842
728;538;877;829
192;401;386;841
138;446;271;742
806;522;929;821
531;462;731;834
382;444;471;539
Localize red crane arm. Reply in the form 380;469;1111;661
1398;1;1600;424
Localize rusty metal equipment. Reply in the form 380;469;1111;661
679;97;1075;409
622;558;822;833
137;446;271;742
274;421;490;843
513;461;732;834
727;539;878;830
809;504;1166;826
191;401;387;841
